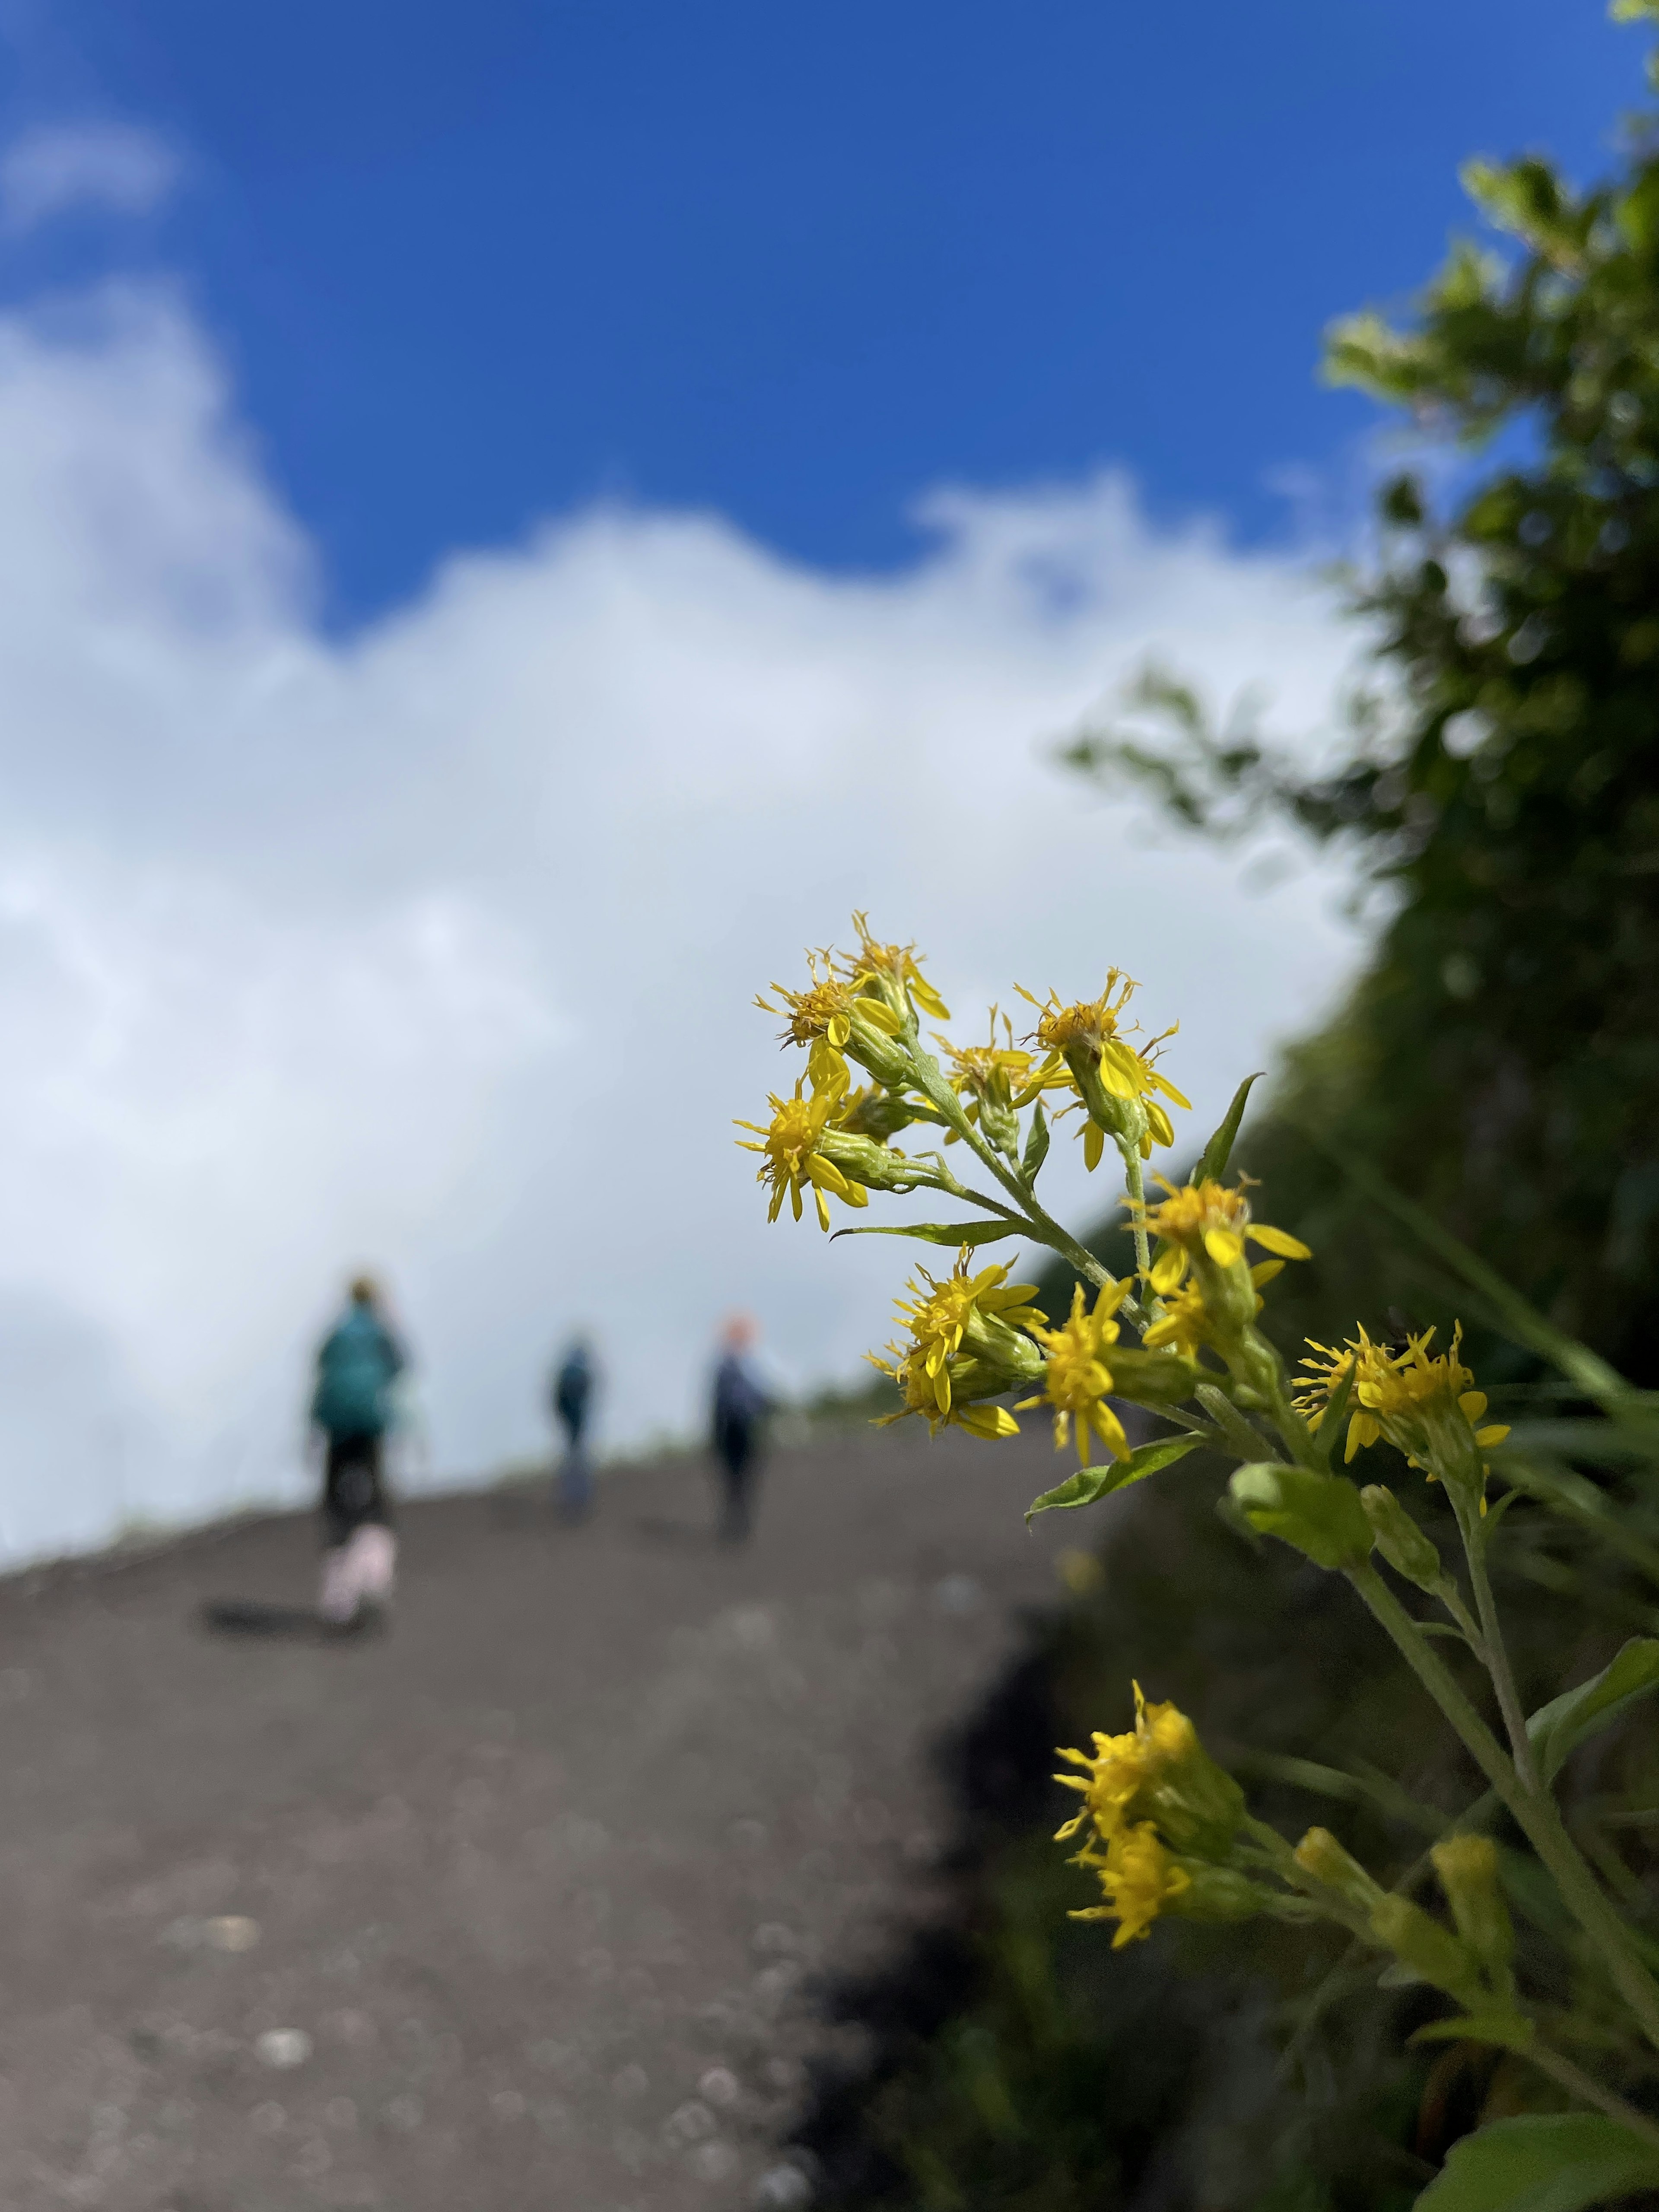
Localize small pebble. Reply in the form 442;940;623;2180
255;2029;312;2070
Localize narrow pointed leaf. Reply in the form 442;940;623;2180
1021;1101;1050;1182
1408;2013;1533;2053
1526;1637;1659;1783
1026;1433;1199;1522
830;1219;1022;1248
1412;2112;1659;2212
1314;1359;1357;1461
1194;1072;1263;1184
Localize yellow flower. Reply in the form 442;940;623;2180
1141;1261;1284;1358
1294;1324;1510;1497
1054;1682;1198;1847
758;947;906;1093
1019;1278;1135;1465
868;1340;1023;1442
735;1084;871;1230
1137;1177;1310;1289
1069;1821;1192;1946
936;1009;1033;1102
1014;973;1190;1162
887;1254;1046;1411
839;911;950;1020
756;950;855;1049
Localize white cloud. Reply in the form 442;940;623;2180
0;121;182;236
0;280;1371;1564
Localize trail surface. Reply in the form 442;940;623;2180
0;1427;1075;2210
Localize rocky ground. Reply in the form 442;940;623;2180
0;1425;1078;2211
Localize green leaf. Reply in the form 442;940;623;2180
1526;1638;1659;1783
830;1219;1021;1248
1413;2113;1659;2212
1228;1462;1373;1570
1026;1433;1200;1522
1408;2012;1533;2053
1193;1072;1263;1184
1021;1101;1050;1182
1315;1359;1358;1462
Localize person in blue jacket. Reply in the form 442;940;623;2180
710;1313;774;1545
550;1336;597;1522
310;1275;406;1628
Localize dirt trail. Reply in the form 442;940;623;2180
0;1427;1076;2211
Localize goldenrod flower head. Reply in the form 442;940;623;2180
936;1008;1033;1106
870;1338;1023;1442
890;1253;1046;1403
839;910;950;1020
760;941;910;1090
1014;975;1191;1163
1137;1177;1311;1288
735;1083;870;1231
1069;1820;1192;1947
757;950;855;1049
1019;1278;1135;1466
866;1251;1044;1441
1294;1324;1510;1498
1053;1683;1201;1842
1055;1682;1245;1866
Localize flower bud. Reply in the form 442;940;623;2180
1369;1894;1486;2011
1294;1826;1384;1915
1229;1464;1373;1571
1103;1345;1203;1407
960;1309;1046;1387
820;1130;944;1194
1431;1833;1514;1989
1165;1862;1274;1924
845;1002;914;1087
1132;1704;1247;1861
1360;1485;1448;1595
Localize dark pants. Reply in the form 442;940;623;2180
714;1419;758;1543
555;1406;592;1521
323;1431;390;1548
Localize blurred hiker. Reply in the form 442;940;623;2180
310;1274;406;1630
550;1335;597;1522
710;1313;773;1544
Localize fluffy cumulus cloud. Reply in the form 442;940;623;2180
0;120;182;235
0;277;1371;1564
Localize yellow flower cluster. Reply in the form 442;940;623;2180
1295;1323;1510;1501
1015;973;1191;1166
734;1082;870;1232
868;1253;1045;1440
1054;1685;1244;1947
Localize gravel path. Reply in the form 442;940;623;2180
0;1426;1076;2211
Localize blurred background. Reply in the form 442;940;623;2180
0;0;1632;1564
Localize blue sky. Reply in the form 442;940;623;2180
1;0;1641;623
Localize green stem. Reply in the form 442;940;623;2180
1348;1564;1659;2056
1524;2040;1659;2154
1119;1142;1152;1284
1456;1499;1543;1796
907;1046;1119;1294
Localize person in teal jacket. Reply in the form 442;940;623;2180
310;1275;406;1628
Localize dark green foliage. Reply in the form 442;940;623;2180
1060;34;1659;1382
800;1465;1659;2210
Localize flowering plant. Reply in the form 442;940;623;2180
742;919;1659;2209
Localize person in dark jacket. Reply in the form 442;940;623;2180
310;1275;406;1628
710;1313;773;1545
550;1336;597;1522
